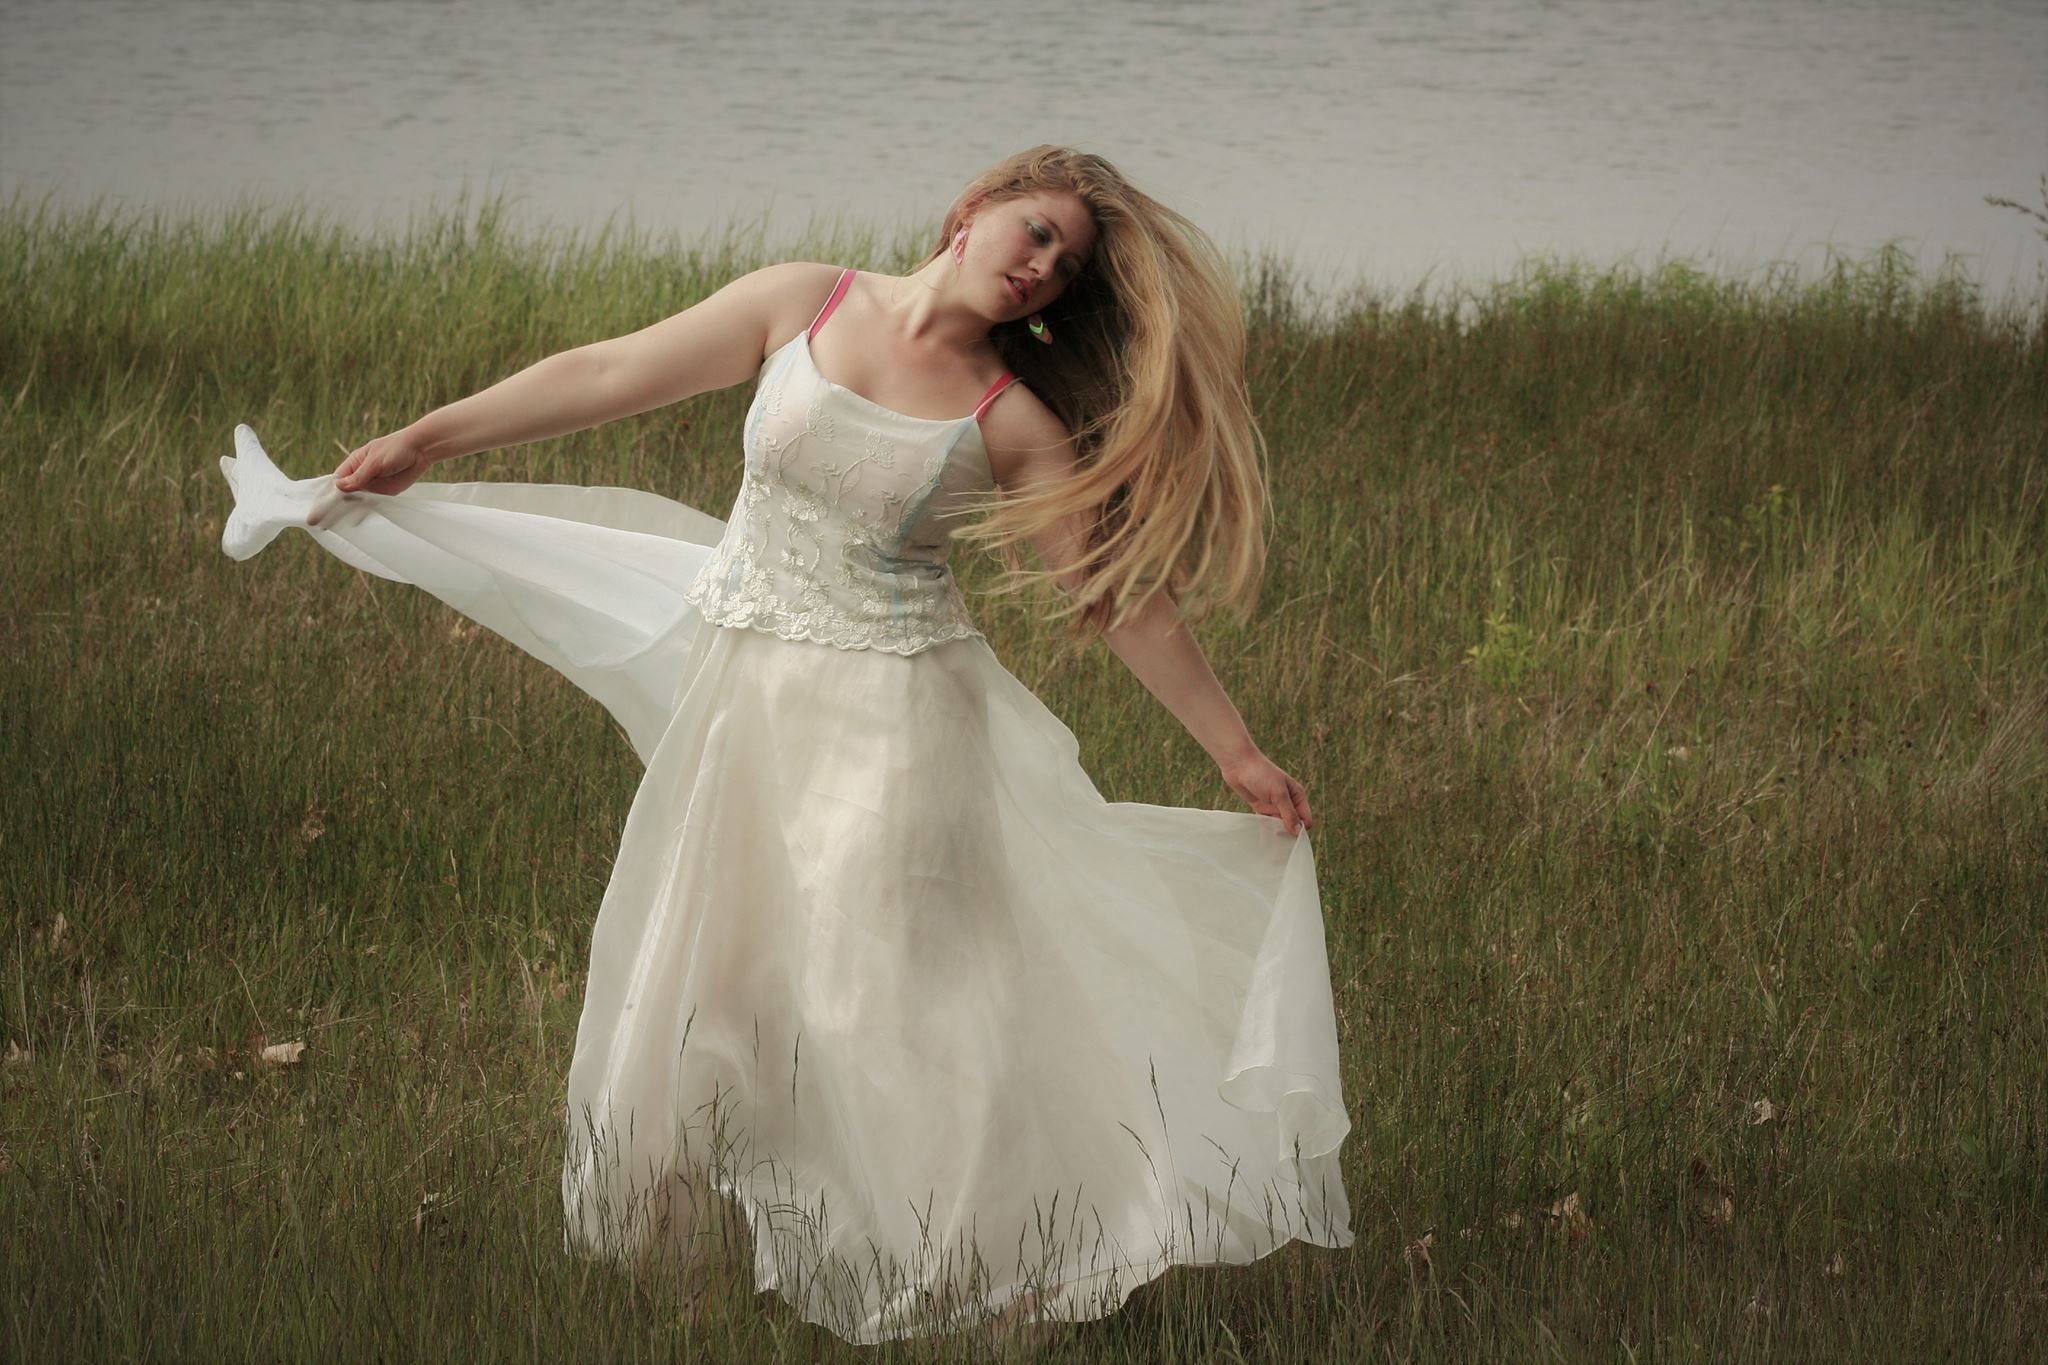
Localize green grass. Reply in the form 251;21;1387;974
4;195;2045;1362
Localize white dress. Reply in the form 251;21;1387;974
218;269;1355;1343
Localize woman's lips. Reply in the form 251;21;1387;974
1007;276;1030;305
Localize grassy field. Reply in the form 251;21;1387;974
3;196;2045;1362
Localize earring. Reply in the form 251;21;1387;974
1028;313;1053;345
951;228;966;264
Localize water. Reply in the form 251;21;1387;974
3;0;2044;299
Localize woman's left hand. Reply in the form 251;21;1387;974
1219;749;1314;836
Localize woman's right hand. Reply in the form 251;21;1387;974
333;429;432;496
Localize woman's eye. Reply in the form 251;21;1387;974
1029;222;1048;244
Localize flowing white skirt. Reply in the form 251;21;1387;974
221;426;1354;1342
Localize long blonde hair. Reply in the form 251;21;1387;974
929;146;1270;641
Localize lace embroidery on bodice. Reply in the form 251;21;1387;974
682;287;1009;655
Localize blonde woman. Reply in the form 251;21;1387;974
221;146;1353;1345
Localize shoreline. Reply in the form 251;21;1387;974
8;186;2045;320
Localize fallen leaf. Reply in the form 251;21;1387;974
258;1040;307;1066
1822;1250;1845;1278
1700;1192;1736;1228
1548;1191;1592;1241
298;807;327;844
415;1189;449;1234
1688;1156;1737;1229
50;913;69;950
1404;1230;1435;1269
3;1039;27;1067
1743;1291;1771;1321
1750;1097;1777;1125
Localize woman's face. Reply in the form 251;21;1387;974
960;190;1097;318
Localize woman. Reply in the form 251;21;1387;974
221;145;1353;1345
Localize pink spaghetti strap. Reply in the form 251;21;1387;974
971;372;1018;421
807;268;856;336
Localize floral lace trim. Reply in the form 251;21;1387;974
681;557;984;656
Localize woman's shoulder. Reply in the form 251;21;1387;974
747;259;847;293
718;261;848;339
979;382;1077;489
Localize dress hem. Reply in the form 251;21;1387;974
709;1173;1356;1346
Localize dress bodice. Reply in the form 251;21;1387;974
682;272;1011;655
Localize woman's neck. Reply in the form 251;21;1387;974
872;261;998;356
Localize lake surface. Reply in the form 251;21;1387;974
3;0;2044;300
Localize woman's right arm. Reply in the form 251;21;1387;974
332;261;835;494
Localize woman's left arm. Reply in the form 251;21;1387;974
1099;596;1314;836
984;394;1313;837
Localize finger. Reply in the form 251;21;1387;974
1291;781;1313;830
1249;791;1282;832
1272;793;1299;836
334;448;366;490
354;451;418;496
307;487;343;527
